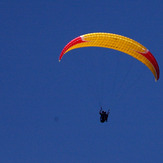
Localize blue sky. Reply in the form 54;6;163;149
0;0;162;163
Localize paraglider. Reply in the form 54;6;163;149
99;107;110;123
59;32;160;124
59;32;159;81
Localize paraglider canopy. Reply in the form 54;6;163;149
59;32;159;81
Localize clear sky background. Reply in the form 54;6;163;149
0;0;163;163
